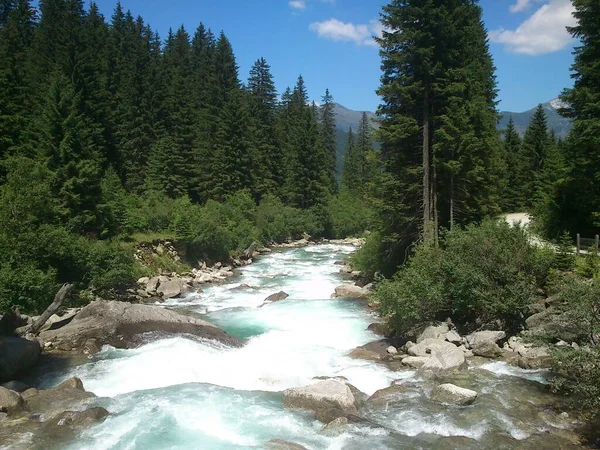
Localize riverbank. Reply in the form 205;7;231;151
0;242;587;449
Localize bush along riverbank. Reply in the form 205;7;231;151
354;219;600;446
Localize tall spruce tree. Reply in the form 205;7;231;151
319;89;338;194
521;104;550;206
341;127;358;192
554;0;600;236
247;57;280;199
375;0;501;270
502;116;526;210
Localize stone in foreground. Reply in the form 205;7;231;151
0;386;23;414
430;383;478;406
282;379;357;418
39;300;242;354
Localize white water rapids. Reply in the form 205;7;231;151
40;244;573;450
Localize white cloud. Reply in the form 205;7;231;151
510;0;532;13
489;0;576;55
289;0;306;10
309;18;383;46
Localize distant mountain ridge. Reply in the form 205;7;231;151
498;98;572;138
333;98;572;143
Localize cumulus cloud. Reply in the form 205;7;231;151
289;0;306;10
489;0;576;55
309;18;384;46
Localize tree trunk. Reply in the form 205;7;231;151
433;155;439;244
422;87;431;239
26;283;73;335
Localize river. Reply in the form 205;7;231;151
39;244;579;449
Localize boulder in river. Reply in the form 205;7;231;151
156;278;190;299
330;284;369;299
0;336;41;383
402;356;430;369
419;345;467;375
265;440;308;450
430;383;478;406
260;291;289;307
282;379;358;420
320;417;348;436
39;300;243;354
366;385;407;407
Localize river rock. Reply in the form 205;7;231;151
262;291;289;305
1;381;30;393
347;347;382;361
0;336;41;383
417;324;449;343
465;331;506;348
402;356;430;369
366;385;407;406
156;278;189;299
517;346;553;369
146;276;160;292
408;338;457;357
430;383;478;406
0;387;23;414
320;417;348;436
265;440;308;450
445;330;462;344
386;345;398;355
420;345;467;375
39;300;242;354
472;341;503;358
282;379;357;419
21;388;38;400
330;285;369;299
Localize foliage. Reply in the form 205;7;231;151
373;220;550;335
329;190;374;239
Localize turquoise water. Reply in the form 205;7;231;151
47;244;569;450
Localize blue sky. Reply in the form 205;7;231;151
86;0;576;113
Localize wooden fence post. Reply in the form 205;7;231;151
576;233;581;256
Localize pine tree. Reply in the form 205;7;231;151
555;0;600;235
522;104;550;206
502;116;526;210
214;31;239;107
210;89;253;200
247;57;280;199
341;127;358;191
319;89;338;194
0;0;36;158
35;72;103;234
375;0;501;270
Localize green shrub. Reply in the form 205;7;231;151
0;263;60;314
374;220;548;334
86;240;136;295
351;231;387;280
329;190;374;238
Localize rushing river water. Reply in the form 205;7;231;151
41;244;580;450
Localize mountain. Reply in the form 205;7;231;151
498;99;572;138
332;103;379;177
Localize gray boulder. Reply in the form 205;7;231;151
282;379;358;420
0;386;23;414
156;278;190;299
420;345;468;375
408;338;457;357
417;324;449;343
430;383;478;406
525;308;583;343
260;291;289;307
465;331;506;348
320;417;348;436
402;356;430;369
0;336;41;383
366;385;407;406
331;284;369;299
472;341;503;358
39;300;242;354
265;440;308;450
